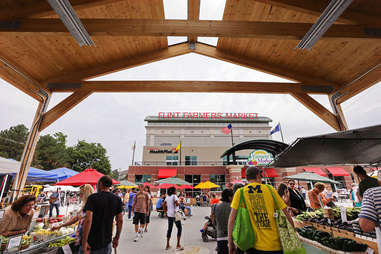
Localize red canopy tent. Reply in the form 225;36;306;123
56;168;119;186
178;184;194;189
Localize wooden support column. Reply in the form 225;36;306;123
188;0;200;43
39;89;93;131
291;92;341;131
329;93;348;131
13;92;50;199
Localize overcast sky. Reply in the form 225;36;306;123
0;0;380;170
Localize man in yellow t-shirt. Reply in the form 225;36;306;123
228;167;295;254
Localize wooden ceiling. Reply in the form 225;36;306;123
0;0;381;131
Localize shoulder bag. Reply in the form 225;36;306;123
232;187;255;251
266;185;306;254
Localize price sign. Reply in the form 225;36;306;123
62;244;73;254
340;207;347;223
6;234;22;252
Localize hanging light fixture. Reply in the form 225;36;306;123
297;0;354;50
47;0;94;46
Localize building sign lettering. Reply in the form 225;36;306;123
149;147;178;154
158;112;258;119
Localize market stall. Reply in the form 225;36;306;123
0;214;77;254
294;208;377;253
272;125;381;254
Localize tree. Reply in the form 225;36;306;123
33;132;70;170
68;140;111;175
0;124;28;160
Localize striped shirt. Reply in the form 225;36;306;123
359;186;381;223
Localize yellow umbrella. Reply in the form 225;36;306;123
117;185;137;189
194;181;220;189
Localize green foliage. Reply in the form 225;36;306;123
67;140;111;175
33;132;71;170
0;125;112;175
0;124;29;160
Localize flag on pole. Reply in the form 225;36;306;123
222;123;232;134
270;123;280;135
175;143;181;152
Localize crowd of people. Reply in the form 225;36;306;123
1;165;381;254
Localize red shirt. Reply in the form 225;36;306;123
210;198;220;205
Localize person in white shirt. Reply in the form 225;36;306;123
163;187;183;251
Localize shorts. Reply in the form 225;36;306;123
133;212;146;225
145;213;150;223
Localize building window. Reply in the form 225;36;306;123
135;175;151;184
166;155;178;165
185;175;201;197
210;174;225;191
185;156;197;165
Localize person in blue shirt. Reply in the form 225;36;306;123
127;188;136;220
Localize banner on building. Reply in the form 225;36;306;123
247;150;273;166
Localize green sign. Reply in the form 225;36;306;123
247;150;273;166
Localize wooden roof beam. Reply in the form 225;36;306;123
3;19;381;40
188;0;200;43
47;80;333;94
251;0;381;25
291;92;342;131
0;56;45;101
194;43;339;89
334;62;381;104
43;42;191;85
39;89;92;131
0;0;123;20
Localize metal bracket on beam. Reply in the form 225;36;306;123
0;21;20;29
329;91;343;114
189;42;196;50
301;84;333;93
47;82;81;90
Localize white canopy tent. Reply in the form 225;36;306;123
0;156;20;174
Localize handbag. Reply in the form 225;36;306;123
232;188;255;251
266;185;306;254
175;210;185;221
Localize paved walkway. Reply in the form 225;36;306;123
118;207;216;254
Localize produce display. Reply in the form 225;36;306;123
0;235;8;251
48;236;74;248
295;208;376;238
297;226;368;252
20;235;32;250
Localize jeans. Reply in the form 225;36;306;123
80;243;112;254
167;217;182;238
49;203;59;217
217;240;228;254
128;205;133;219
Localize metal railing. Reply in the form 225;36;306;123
131;161;240;166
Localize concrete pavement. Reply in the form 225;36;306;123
117;207;217;254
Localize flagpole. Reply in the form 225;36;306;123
279;123;285;143
179;140;182;166
131;141;136;165
230;123;234;146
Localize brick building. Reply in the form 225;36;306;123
127;113;357;192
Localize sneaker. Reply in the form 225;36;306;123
133;234;139;242
140;230;144;238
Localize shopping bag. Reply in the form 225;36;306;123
266;185;306;254
232;188;255;251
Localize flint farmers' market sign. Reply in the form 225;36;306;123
158;112;258;119
248;150;273;166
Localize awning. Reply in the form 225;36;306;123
264;168;278;178
326;167;350;176
157;168;177;179
273;124;381;167
304;167;327;177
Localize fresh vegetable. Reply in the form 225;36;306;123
48;236;74;248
